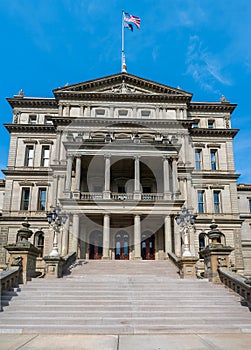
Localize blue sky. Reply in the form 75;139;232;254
0;0;250;182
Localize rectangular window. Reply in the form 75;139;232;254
38;188;46;211
24;146;34;167
29;115;37;124
118;110;128;118
208;120;215;129
95;109;105;118
210;150;218;170
192;120;199;128
213;191;221;214
45;116;53;125
41;146;50;167
195;149;202;170
21;188;30;210
249;199;251;213
141;110;150;118
197;191;205;213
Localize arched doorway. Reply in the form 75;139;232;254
89;230;103;259
141;231;155;260
115;232;129;260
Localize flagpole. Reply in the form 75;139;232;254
121;10;127;72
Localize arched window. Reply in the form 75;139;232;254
34;231;45;257
199;233;206;250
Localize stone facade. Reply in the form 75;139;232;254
237;184;251;276
0;72;249;274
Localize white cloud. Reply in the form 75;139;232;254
185;35;232;93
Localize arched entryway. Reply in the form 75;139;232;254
89;230;103;259
141;231;155;260
115;232;129;260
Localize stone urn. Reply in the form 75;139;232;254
207;220;223;245
17;218;33;242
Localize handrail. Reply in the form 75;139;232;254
218;268;251;309
168;252;180;267
0;267;20;293
62;252;77;275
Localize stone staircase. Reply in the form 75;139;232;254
0;260;251;334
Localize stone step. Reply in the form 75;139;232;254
1;324;250;335
1;259;250;334
1;310;248;318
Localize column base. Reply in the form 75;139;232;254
63;191;72;199
133;192;141;200
72;191;81;199
133;256;142;260
103;191;111;200
102;256;110;260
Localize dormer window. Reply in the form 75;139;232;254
29;115;37;124
95;109;105;118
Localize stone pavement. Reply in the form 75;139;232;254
1;334;251;350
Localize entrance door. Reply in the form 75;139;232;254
89;230;103;259
115;232;129;260
141;232;155;260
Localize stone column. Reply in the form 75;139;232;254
72;214;79;255
163;157;171;200
174;219;181;257
171;157;179;195
103;214;110;259
73;156;81;199
164;215;172;255
103;155;111;199
65;155;73;192
134;215;141;259
61;217;70;256
134;156;141;200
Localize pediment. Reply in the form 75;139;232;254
53;72;192;98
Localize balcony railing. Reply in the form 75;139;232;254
80;192;164;201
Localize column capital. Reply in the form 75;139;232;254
134;155;141;160
104;153;111;159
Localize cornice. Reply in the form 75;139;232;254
192;172;240;180
7;97;58;108
189;102;237;113
2;169;53;176
51;116;193;128
237;184;251;191
4;124;56;133
53;91;192;103
190;128;239;137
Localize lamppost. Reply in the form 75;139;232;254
47;205;67;257
175;207;195;257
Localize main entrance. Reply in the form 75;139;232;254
89;230;103;259
115;232;129;260
141;231;155;260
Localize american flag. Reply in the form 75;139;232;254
124;12;141;29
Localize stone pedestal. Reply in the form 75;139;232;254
177;256;199;279
200;245;234;284
5;242;40;284
43;256;64;278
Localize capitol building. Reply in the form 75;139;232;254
0;72;250;276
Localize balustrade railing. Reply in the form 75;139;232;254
80;192;165;201
218;268;251;309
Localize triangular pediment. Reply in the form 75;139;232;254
53;72;192;98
